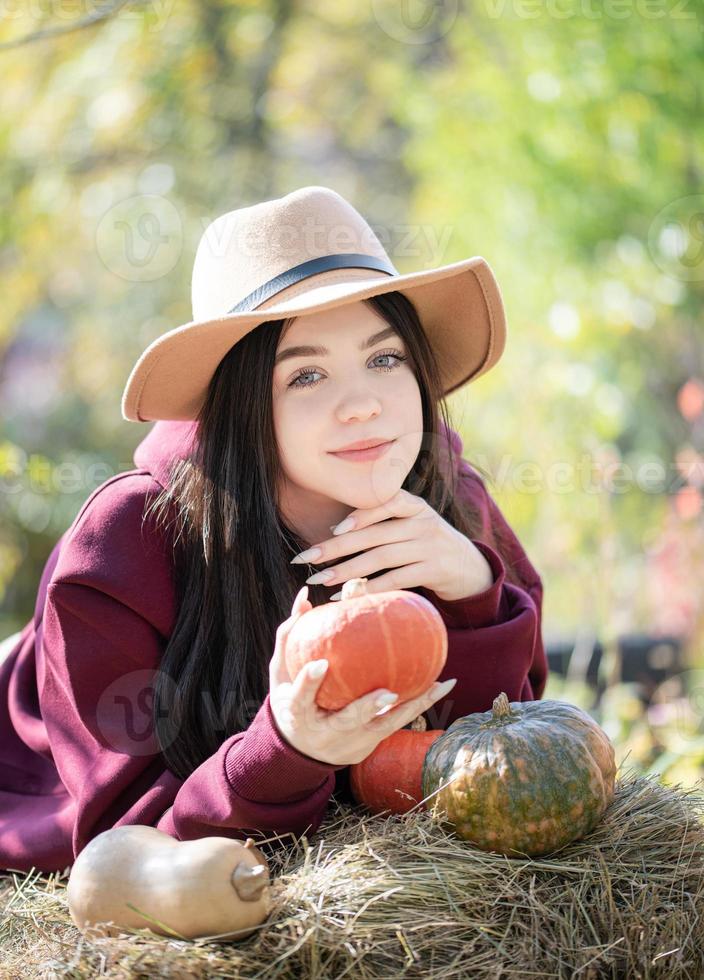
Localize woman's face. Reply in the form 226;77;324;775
272;300;423;546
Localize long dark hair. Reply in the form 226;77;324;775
144;290;525;779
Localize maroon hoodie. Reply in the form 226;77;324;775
0;420;547;874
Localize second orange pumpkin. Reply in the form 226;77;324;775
350;715;444;815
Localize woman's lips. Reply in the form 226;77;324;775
329;440;395;462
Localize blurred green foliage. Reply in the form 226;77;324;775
0;1;702;785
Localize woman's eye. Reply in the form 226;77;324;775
287;350;408;389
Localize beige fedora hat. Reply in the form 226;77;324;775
121;185;507;422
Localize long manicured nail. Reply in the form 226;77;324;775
306;569;335;585
309;659;328;678
375;691;398;709
329;591;342;601
292;585;308;613
434;677;457;696
290;547;322;565
332;516;355;535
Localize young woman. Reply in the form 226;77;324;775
0;186;547;874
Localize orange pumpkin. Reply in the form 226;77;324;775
350;715;444;814
283;578;448;711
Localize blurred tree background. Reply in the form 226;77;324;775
1;0;702;786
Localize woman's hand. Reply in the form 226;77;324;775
268;586;457;766
291;489;494;602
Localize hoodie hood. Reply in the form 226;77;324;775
133;419;200;489
132;418;464;489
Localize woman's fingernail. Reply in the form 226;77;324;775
290;547;322;565
435;677;457;696
332;516;355;535
329;591;342;601
375;691;398;708
306;569;335;585
309;659;329;678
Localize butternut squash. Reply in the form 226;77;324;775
67;826;272;941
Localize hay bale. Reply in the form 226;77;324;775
1;768;702;979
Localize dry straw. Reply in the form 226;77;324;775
1;768;702;979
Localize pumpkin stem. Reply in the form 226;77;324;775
341;578;369;600
231;861;269;902
492;692;512;719
409;714;427;732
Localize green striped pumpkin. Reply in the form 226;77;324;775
421;692;616;857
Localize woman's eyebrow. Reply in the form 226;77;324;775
274;326;399;365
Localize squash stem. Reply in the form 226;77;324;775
341;578;369;600
231;861;269;901
492;692;512;719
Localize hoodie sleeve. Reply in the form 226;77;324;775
416;460;548;729
40;475;344;861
